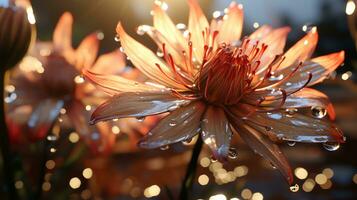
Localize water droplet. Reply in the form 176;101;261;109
302;23;315;33
169;122;176;127
285;108;298;117
323;142;340;151
311;106;327;118
160;145;169;150
182;138;192;145
287;141;296;147
268;74;284;81
119;47;124;52
136;117;145;122
270;162;277;169
156;49;164;57
210;155;217;163
228;148;238;160
114;35;120;42
136;25;151;35
290;184;299;192
176;23;186;32
46;135;58;141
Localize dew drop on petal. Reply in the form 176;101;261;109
160;145;169;150
287;141;296;147
228;148;238;160
210;155;218;163
311;106;327;118
114;35;120;42
169;122;176;127
268;74;284;81
136;117;145;122
285;108;298;117
182;138;192;145
302;23;315;33
323;142;340;151
156;49;164;57
270;162;277;169
290;184;299;192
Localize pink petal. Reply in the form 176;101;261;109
188;0;209;62
201;106;232;161
90;91;191;124
249;25;273;40
90;50;126;74
139;101;205;148
229;121;294;185
83;70;158;96
280;28;318;69
27;99;64;139
116;23;186;90
53;12;73;53
216;2;244;44
75;32;100;70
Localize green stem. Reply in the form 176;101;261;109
179;136;203;200
0;72;19;199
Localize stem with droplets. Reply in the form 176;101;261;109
179;136;203;200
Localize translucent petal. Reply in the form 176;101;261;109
75;32;100;70
90;50;126;74
90;90;191;124
83;70;158;96
229;120;294;185
116;23;186;89
53;12;73;53
216;2;244;44
139;101;205;148
201;106;232;161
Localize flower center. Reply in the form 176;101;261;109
196;40;266;105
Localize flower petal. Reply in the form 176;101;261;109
83;70;158;96
139;101;205;148
216;2;244;44
27;99;64;139
230;104;344;143
53;12;73;53
90;90;191;124
188;0;209;62
280;28;318;69
76;32;100;70
229;120;294;185
116;23;185;89
201;106;232;161
90;50;126;74
249;25;273;40
152;3;187;51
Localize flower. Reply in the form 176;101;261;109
5;12;142;154
85;0;345;183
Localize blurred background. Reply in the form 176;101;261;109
1;0;357;199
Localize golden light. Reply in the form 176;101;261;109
209;162;223;172
82;168;93;179
74;75;85;84
69;132;80;143
198;174;209;186
322;168;334;179
346;0;356;15
42;182;51;191
315;173;328;185
294;167;308;180
234;165;248;177
253;22;260;29
111;126;120;134
200;157;211;167
14;181;23;189
50;148;56;153
241;189;252;199
45;160;55;170
143;185;161;198
85;105;92;111
302;178;315;192
209;194;227;200
252;192;264;200
320;179;332;190
69;177;81;189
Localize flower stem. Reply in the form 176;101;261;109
0;72;19;199
179;136;203;200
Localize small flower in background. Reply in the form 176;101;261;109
85;0;345;184
5;12;149;154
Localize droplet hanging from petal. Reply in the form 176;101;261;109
323;142;340;151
